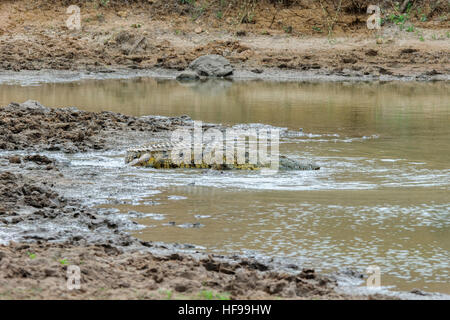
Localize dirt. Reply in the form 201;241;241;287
0;0;447;299
0;242;395;300
0;101;398;300
0;166;142;247
0;100;192;153
0;101;195;249
0;0;448;79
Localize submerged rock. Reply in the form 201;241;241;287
176;71;200;81
188;54;233;77
279;156;320;171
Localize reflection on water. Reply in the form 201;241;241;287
1;79;449;294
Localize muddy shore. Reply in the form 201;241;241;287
0;100;408;300
0;241;394;300
0;1;449;80
0;0;448;300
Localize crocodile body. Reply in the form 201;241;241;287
125;141;320;171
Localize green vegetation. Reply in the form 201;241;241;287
381;2;445;41
59;258;68;265
283;25;292;34
91;0;445;37
318;0;343;36
312;26;323;33
158;289;173;299
99;0;110;7
199;290;230;300
97;13;105;22
27;252;36;260
388;10;410;31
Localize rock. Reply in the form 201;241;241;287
188;54;233;77
194;27;202;34
340;268;365;279
176;71;200;81
279;156;320;171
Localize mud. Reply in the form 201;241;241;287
0;101;197;248
0;100;193;153
0;100;400;299
0;0;447;299
0;1;448;80
0;168;142;247
0;166;373;300
0;241;395;300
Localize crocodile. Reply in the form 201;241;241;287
125;141;320;171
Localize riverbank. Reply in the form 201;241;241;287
1;241;378;300
0;0;448;80
0;0;448;299
0;100;404;300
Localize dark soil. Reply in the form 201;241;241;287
0;100;191;153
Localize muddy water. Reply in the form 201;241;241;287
1;79;449;295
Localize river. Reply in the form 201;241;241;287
1;77;448;295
